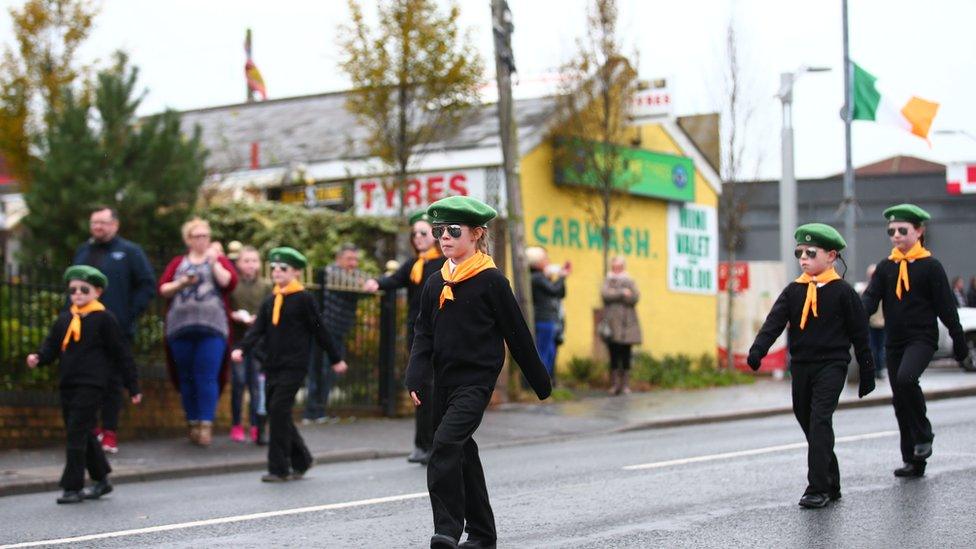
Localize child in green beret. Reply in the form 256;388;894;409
232;247;348;482
747;223;875;509
27;265;142;504
406;196;551;548
861;204;968;478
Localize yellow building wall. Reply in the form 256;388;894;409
519;122;719;369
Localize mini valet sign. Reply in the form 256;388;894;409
667;203;718;295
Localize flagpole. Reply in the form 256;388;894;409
842;0;857;275
245;28;255;103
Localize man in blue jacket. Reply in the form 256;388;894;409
73;206;157;453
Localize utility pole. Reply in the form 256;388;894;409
841;0;857;275
245;29;255;103
491;0;533;328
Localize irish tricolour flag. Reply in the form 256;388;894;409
852;63;939;141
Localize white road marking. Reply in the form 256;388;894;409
622;430;899;471
1;492;429;548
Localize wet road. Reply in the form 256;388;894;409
3;397;975;548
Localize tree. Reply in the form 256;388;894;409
550;0;640;277
0;0;97;188
336;0;483;236
22;53;207;266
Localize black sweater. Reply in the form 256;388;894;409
376;254;447;339
406;268;552;399
530;268;566;323
36;310;140;394
748;279;873;371
237;290;342;376
862;256;966;353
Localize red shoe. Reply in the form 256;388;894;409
101;430;118;454
249;426;259;443
230;424;246;443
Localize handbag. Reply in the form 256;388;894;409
598;317;613;340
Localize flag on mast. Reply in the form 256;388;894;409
852;62;938;141
245;28;267;101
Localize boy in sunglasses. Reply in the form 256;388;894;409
406;196;551;549
861;204;968;478
747;223;875;509
363;210;446;465
232;247;348;482
27;266;142;504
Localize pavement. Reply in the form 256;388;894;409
2;395;975;547
2;364;975;498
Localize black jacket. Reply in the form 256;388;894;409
37;310;140;394
376;253;447;342
530;268;566;323
862;256;967;358
748;279;873;372
73;236;156;336
237;290;342;378
406;268;551;400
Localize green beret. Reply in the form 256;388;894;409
64;265;108;288
427;196;497;227
268;247;307;269
794;223;846;252
883;203;931;224
408;210;431;226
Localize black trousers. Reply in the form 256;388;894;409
414;382;434;451
427;385;496;543
266;375;313;477
60;387;112;491
791;361;846;495
607;342;633;370
99;335;133;431
887;342;935;464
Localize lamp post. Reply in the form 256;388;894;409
776;66;831;281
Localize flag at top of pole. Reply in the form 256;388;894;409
852;62;939;141
244;28;267;101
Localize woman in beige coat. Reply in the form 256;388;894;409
601;256;642;395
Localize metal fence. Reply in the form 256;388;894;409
1;263;407;416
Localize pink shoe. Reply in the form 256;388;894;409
229;425;246;443
249;426;259;443
101;430;118;454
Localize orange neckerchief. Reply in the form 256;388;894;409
272;279;305;325
61;300;106;351
888;241;932;300
795;267;841;330
439;252;496;309
410;247;442;285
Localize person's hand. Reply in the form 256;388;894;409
131;393;143;405
363;279;380;293
953;338;970;365
746;354;761;372
622;288;633;298
858;372;876;398
562;261;572;276
332;360;348;374
179;274;197;288
410;391;422;407
26;354;39;368
231;349;244;363
204;245;220;264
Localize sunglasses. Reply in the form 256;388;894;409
67;286;92;295
411;230;429;237
432;225;463;239
887;227;910;237
794;248;820;259
269;262;292;272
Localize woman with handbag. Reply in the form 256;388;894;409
601;256;642;395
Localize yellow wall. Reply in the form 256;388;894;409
519;122;719;368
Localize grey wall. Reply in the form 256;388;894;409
722;173;976;283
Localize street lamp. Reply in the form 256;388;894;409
776;65;831;281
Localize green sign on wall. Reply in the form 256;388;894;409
554;139;696;202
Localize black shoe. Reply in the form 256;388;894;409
57;491;84;504
408;447;427;463
459;538;497;549
894;462;926;478
290;463;312;480
431;534;459;548
798;493;831;508
82;480;113;500
913;442;932;460
261;473;289;483
828;490;842;501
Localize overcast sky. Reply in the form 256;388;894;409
2;0;974;180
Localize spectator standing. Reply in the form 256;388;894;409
968;276;976;308
951;276;967;308
229;245;272;444
526;246;570;380
159;218;238;447
73;206;156;454
601;256;642;395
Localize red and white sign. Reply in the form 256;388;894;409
718;261;750;292
629;88;672;118
946;162;976;195
354;169;489;217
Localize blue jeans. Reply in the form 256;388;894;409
168;333;226;422
534;321;558;378
305;339;345;420
232;354;264;426
869;327;886;375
